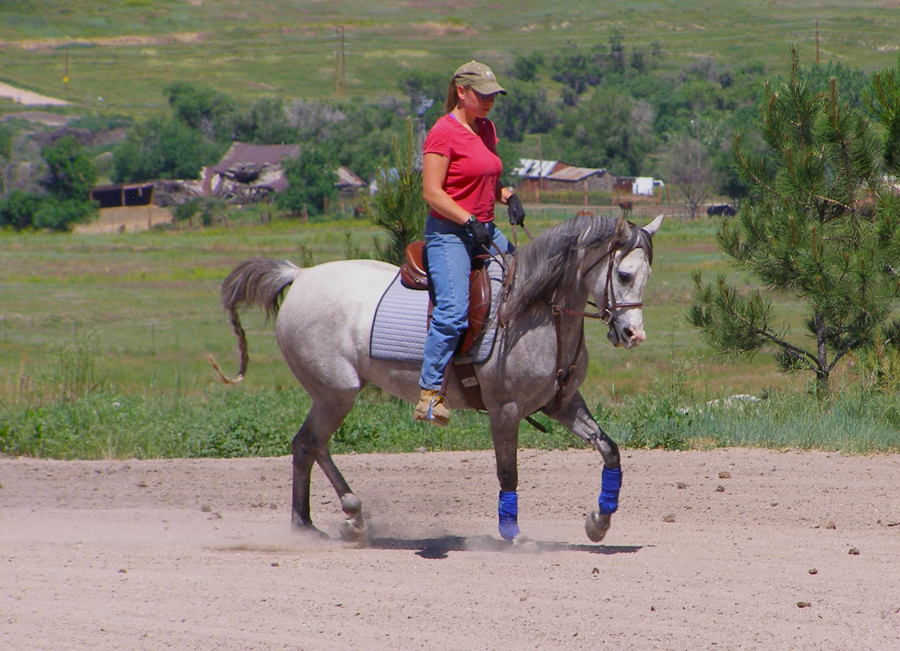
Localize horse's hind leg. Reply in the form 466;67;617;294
542;391;621;543
291;393;364;541
315;447;366;543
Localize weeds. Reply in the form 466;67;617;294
851;338;900;394
2;378;898;460
40;331;106;403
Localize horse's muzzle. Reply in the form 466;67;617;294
607;322;646;349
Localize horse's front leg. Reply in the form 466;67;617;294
542;391;621;543
488;406;532;545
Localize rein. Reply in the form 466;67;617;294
546;235;645;405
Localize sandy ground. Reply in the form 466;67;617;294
74;206;175;235
0;82;69;107
2;448;899;651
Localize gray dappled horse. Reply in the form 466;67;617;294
218;213;663;545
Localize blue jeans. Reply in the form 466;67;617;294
419;215;513;391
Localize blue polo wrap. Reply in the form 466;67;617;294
498;490;520;540
598;466;622;515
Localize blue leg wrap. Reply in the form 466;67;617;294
498;490;521;540
598;466;622;515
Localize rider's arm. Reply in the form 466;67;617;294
495;183;514;205
422;152;472;225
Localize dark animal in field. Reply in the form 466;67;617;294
706;204;737;217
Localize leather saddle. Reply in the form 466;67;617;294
400;241;491;356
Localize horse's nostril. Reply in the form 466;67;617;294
623;328;634;339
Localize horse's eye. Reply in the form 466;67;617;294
617;271;633;284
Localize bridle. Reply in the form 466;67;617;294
496;223;651;410
550;230;645;325
545;230;647;405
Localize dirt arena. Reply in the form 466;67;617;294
2;448;898;650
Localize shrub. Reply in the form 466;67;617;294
275;147;338;217
0;189;44;230
113;116;222;183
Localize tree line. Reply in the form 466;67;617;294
0;37;890;229
0;42;897;391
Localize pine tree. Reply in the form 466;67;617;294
362;118;427;266
688;48;900;389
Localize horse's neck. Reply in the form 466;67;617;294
504;257;591;324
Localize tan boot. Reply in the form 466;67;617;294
414;389;450;426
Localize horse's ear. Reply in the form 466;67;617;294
642;213;665;237
613;214;631;245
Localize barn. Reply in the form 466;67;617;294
90;182;155;208
203;142;301;202
513;159;621;198
541;166;618;193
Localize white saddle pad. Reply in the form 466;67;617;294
369;259;505;364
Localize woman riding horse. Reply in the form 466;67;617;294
416;60;526;426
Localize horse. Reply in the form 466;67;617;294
218;213;664;545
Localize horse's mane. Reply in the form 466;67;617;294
503;215;652;319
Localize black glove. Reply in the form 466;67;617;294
466;216;492;247
507;193;526;226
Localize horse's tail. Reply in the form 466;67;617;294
210;257;301;384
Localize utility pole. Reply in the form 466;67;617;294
334;26;345;98
63;42;69;93
815;19;820;65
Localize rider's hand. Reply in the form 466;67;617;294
467;216;492;247
507;193;526;226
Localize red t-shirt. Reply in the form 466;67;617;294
423;114;502;223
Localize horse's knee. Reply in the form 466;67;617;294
291;427;323;460
593;431;620;468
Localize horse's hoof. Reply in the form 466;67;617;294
340;493;362;513
291;521;331;539
511;534;539;553
339;518;367;546
585;511;611;543
339;493;366;545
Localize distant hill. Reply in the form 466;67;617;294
0;1;898;116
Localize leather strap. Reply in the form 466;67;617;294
551;305;586;406
452;359;486;411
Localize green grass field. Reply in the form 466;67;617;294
0;208;810;407
1;1;899;116
3;208;899;459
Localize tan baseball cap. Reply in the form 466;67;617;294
452;60;506;95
